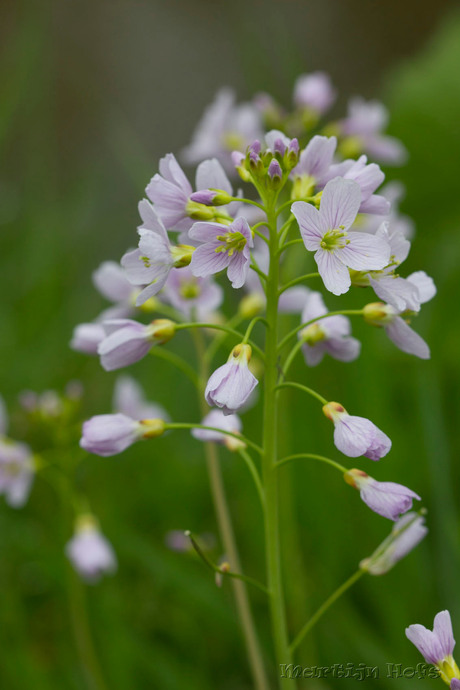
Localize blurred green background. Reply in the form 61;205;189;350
1;0;460;688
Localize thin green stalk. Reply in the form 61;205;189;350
281;340;304;380
242;316;269;344
204;313;245;364
278;272;320;294
238;448;266;512
290;570;364;654
149;348;200;388
191;329;270;690
262;200;293;688
185;532;269;595
230;197;265;211
275;381;328;406
166;423;263;456
276;453;347;474
276;238;305;257
250;263;269;283
278;310;364;352
176;322;264;359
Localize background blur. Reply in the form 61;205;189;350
1;0;460;688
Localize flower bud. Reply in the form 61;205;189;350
238;293;266;319
139;418;166;438
267;159;283;187
205;344;258;415
322;402;391;460
185;200;217;221
363;302;395;326
189;189;233;207
360;511;427;575
149;318;176;344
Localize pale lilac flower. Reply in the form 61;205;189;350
66;516;117;583
292;177;390;295
320;155;389;215
351;223;436;313
121;206;194;306
205;344;258;415
299;291;361;366
0;439;34;508
162;266;223;320
92;261;137;318
363;302;431;359
344;468;421;520
189;216;253;289
360;512;428;575
340;97;407;165
292;135;337;197
70;323;106;355
146;154;234;234
293;72;336;114
182;88;263;171
323;401;391;460
406;610;460;684
113;376;169;422
192;409;244;451
80;413;165;457
97;319;175;371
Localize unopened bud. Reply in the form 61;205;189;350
185;200;216;220
171;245;194;268
267;159;282;187
363;302;394;326
238;293;266;319
150;319;176;344
190;189;233;207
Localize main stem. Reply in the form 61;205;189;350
263;202;293;687
192;329;269;690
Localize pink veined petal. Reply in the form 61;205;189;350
325;336;361;362
121;248;158;286
433;611;455;657
135;275;170;305
232;217;254;247
188;222;225;243
93;262;133;302
137;199;169;240
291;201;327;250
301;342;326;367
376;223;410;264
407;271;437;304
158;153;193;195
334;418;371;457
195;158;233;194
314;249;351;295
226;250;249;289
359;194;391;215
101;319;141;337
405;625;445;665
385;318;430;359
369;275;421;313
296;135;337;179
300;290;327;323
190;243;230;278
340;231;390;271
322;314;351;338
320;177;361;231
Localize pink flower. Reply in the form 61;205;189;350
205;344;258;415
360;512;427;575
323;401;391;460
66;516;117;583
80;413;165;457
97;319;175;371
292;177;390;295
406;611;458;677
344;468;420;520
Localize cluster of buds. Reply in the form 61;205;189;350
232;133;300;191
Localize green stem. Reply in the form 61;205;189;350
276;238;305;257
263;200;293;688
238;448;266;512
278;310;364;352
185;532;269;595
278;272;320;294
275;381;328;406
149;348;200;388
165;423;263;456
281;340;304;380
204;313;245;364
176;322;265;359
191;329;270;690
289;570;364;654
276;453;347;474
242;316;268;344
275;196;316;218
250;263;269;283
230;197;265;211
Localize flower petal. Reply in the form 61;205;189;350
314;249;351;295
340;231;390;271
320;177;361;231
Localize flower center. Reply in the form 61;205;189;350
320;227;349;251
215;231;247;257
179;279;201;300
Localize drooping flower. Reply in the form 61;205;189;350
298;291;361;366
292;177;391;295
339;97;408;165
97;319;175;371
205;344;258;415
113;375;169;422
182;88;263;171
363;302;431;359
323;401;391;460
344;468;421;521
80;413;165;457
360;512;427;575
192;409;244;451
293;72;336;114
66;515;117;583
121;206;194;306
406;611;460;685
189;216;253;289
162;266;223;320
70;322;106;355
